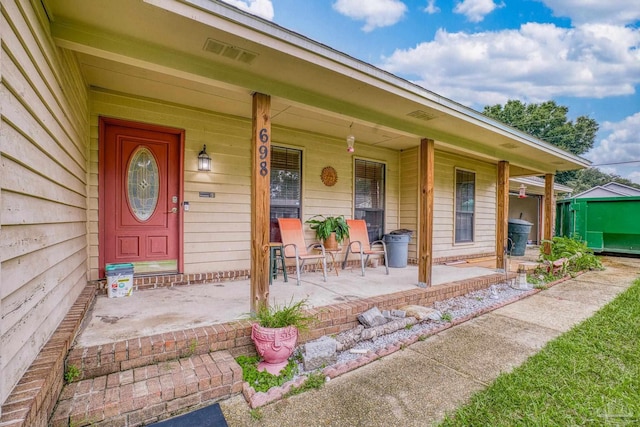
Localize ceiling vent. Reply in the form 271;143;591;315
407;110;437;121
204;38;258;65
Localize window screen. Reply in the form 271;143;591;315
354;159;385;242
455;169;475;243
270;146;302;242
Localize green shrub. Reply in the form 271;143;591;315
539;236;603;272
236;355;297;393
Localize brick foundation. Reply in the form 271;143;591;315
70;272;509;381
0;284;96;427
1;264;510;427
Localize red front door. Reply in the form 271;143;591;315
100;118;184;276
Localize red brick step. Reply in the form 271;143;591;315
50;351;242;427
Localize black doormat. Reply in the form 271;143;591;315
150;403;228;427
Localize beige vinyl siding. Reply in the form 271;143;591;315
399;147;419;260
274;130;399;249
88;91;400;278
398;148;496;262
89;90;252;277
433;151;497;259
0;0;89;407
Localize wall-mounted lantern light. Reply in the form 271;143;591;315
198;145;211;172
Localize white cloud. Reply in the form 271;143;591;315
587;112;640;164
586;112;640;183
627;171;640;184
453;0;503;23
424;0;440;15
332;0;407;32
221;0;274;20
379;23;640;107
538;0;640;25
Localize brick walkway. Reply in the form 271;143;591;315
50;352;242;427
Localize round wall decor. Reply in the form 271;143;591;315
320;166;338;186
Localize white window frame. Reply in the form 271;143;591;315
353;157;386;242
454;167;476;245
270;144;304;242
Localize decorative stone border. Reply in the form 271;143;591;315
0;268;585;425
240;271;586;409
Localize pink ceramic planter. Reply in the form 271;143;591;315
251;323;299;375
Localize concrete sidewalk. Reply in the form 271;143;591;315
219;256;640;426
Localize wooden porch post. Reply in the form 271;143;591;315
251;93;271;312
418;138;434;287
496;161;509;269
543;173;555;256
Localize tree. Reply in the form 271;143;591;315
483;100;598;156
564;168;640;196
483;100;599;185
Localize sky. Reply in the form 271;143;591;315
222;0;640;183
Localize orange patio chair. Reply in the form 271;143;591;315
341;219;389;276
277;218;327;286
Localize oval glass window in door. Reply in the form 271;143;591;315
127;147;159;221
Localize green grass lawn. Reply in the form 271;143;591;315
439;278;640;426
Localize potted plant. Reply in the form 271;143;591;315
250;298;315;375
305;215;350;251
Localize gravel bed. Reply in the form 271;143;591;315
299;281;530;373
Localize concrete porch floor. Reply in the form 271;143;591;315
75;264;507;347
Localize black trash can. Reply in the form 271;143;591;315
383;230;413;268
507;219;533;256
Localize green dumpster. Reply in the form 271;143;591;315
508;219;532;256
555;196;640;255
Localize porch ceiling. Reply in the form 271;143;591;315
46;0;590;176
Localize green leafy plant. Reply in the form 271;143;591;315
236;355;298;393
284;372;326;397
539;236;603;272
528;268;558;285
250;298;315;333
441;312;453;322
65;364;81;383
305;215;350;243
249;408;263;421
293;348;304;363
180;338;198;357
